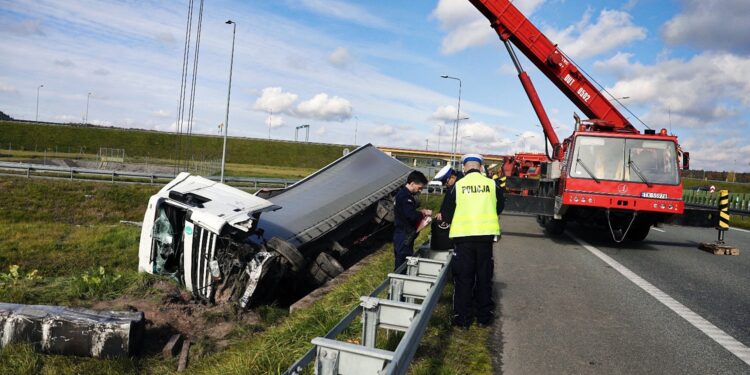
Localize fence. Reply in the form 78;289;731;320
0;161;297;189
285;244;452;375
683;190;750;215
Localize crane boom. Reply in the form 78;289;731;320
469;0;636;133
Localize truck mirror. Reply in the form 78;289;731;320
683;152;690;170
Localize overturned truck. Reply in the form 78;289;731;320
138;144;411;307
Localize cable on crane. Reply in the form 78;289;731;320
558;50;652;130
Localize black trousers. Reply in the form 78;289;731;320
393;229;415;270
452;240;494;326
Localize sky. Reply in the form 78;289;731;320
0;0;748;172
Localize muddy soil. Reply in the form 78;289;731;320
92;280;260;356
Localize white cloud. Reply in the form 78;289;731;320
663;0;750;54
0;81;19;95
266;114;285;129
600;51;750;128
297;0;392;30
253;87;299;114
371;124;396;137
151;109;170;118
54;58;75;67
430;105;468;123
296;93;352;122
314;126;326;136
432;0;545;54
543;9;646;59
328;47;351;67
155;31;176;44
0;18;45;36
93;68;110;76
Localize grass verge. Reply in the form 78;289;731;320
0;120;349;169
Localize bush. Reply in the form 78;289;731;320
72;266;127;300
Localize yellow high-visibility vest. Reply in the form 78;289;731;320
449;172;501;238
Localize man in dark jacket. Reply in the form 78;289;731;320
441;154;504;328
393;171;430;270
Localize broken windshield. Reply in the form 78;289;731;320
571;136;679;185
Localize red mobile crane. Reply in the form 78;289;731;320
469;0;687;241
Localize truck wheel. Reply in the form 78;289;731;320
308;261;330;286
315;252;344;278
545;219;565;235
626;223;650;242
267;237;305;272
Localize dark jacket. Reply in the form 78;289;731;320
440;169;504;243
394;186;422;233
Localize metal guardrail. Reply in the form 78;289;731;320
683;189;750;216
0;161;298;187
285;244;453;375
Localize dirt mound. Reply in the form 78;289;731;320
92;281;260;355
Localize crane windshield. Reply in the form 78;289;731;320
571;136;679;185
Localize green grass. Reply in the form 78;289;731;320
0;175;492;374
0;176;157;308
0;120;351;169
683;178;750;194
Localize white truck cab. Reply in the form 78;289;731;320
138;173;280;306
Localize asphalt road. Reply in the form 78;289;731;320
490;214;750;374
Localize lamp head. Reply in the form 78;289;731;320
225;20;234;24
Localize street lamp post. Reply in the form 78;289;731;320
441;75;462;167
85;92;92;124
220;20;237;183
35;84;44;121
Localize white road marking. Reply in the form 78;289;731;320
730;227;750;234
568;233;750;366
651;227;665;233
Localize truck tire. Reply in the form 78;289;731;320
267;237;305;272
625;222;650;242
308;261;330;286
544;218;565;235
315;252;344;278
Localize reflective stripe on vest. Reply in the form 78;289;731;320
449;172;501;238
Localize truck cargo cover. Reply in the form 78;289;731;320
258;144;411;247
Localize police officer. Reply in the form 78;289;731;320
441;154;504;328
434;165;458;191
393;170;431;270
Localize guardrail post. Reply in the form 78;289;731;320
316;347;339;375
361;297;379;348
389;278;404;302
405;258;419;304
